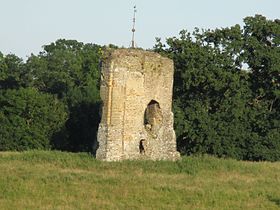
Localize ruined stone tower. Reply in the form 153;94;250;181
96;49;180;161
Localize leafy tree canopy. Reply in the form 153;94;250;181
155;15;280;161
0;88;67;151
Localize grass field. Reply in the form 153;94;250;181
0;151;280;210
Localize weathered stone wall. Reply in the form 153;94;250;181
96;49;180;161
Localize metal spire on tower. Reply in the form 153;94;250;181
131;5;137;48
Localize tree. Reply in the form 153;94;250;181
0;53;29;89
25;39;102;152
243;15;280;112
0;88;67;151
26;39;100;98
154;15;280;161
242;15;280;161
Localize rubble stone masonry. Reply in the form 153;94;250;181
96;49;180;161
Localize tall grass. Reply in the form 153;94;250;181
0;151;280;209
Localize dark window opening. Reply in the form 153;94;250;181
144;100;163;133
139;139;146;154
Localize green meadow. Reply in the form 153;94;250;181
0;151;280;210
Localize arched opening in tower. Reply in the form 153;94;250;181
144;100;163;134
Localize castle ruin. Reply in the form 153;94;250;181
96;49;180;161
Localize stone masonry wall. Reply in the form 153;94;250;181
96;49;180;161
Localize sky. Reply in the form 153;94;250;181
0;0;279;59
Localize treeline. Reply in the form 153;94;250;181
0;15;279;161
0;40;101;153
155;15;280;161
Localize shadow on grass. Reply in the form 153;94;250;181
267;196;280;207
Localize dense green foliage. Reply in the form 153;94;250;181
0;15;279;161
155;15;280;161
0;40;101;152
0;88;67;150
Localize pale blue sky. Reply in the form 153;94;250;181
0;0;279;59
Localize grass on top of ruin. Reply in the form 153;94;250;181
0;150;280;210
